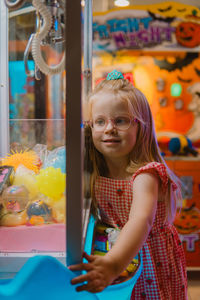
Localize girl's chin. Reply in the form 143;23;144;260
101;149;128;159
103;143;120;147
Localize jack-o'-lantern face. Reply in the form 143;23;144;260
174;206;200;234
175;22;200;48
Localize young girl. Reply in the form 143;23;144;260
69;70;188;299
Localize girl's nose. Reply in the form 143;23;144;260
104;120;116;132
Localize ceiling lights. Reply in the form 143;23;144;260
114;0;130;7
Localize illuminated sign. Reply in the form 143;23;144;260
93;2;200;52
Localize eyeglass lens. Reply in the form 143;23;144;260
93;116;132;131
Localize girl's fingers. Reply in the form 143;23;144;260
75;283;89;292
82;251;95;262
68;264;81;271
75;280;104;293
71;273;89;285
76;283;97;292
69;252;95;271
76;283;103;293
69;253;103;291
69;262;92;272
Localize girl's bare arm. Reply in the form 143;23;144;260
105;172;158;274
69;172;158;293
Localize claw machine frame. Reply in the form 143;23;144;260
0;0;9;157
0;0;84;279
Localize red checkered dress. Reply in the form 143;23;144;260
95;162;188;300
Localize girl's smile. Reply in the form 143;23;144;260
102;138;121;144
91;92;138;163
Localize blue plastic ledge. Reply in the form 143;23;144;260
0;215;142;300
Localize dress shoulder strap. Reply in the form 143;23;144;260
131;162;170;191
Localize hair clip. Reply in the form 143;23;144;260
106;70;124;80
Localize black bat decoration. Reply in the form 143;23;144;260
195;67;200;77
183;203;195;212
148;11;175;23
158;6;172;13
154;53;199;71
177;76;192;83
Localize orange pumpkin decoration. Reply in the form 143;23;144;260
174;204;200;234
175;22;200;48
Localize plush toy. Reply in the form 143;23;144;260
169;136;198;156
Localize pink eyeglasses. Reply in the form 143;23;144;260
89;115;138;132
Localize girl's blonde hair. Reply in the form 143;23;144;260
84;78;181;222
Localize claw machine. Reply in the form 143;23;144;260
0;0;70;283
0;1;142;299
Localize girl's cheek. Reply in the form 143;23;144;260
92;131;101;141
92;132;98;146
93;134;102;152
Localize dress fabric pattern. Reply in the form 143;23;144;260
95;162;187;300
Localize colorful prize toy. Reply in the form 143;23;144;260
36;167;66;200
26;200;52;225
2;150;40;173
1;185;29;213
13;166;39;199
0;209;27;227
93;223;140;283
42;146;66;173
0;166;14;194
51;195;66;223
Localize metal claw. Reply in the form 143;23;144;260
35;65;41;81
4;0;26;10
24;33;35;77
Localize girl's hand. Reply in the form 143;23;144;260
69;252;117;293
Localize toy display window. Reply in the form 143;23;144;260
0;0;83;278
